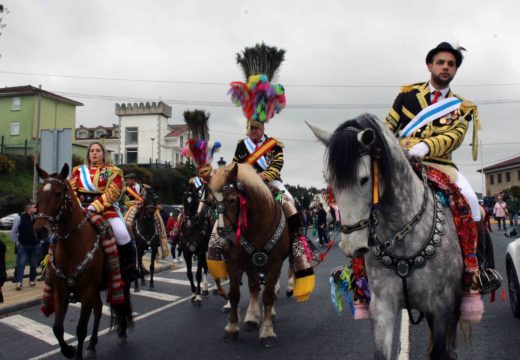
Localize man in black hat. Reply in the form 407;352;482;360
384;42;486;321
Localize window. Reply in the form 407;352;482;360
179;135;184;147
125;127;138;145
114;154;121;164
125;148;138;164
10;122;20;136
175;153;179;165
506;172;511;182
498;173;502;183
12;97;21;111
77;130;89;139
490;174;494;185
113;129;120;138
94;129;107;138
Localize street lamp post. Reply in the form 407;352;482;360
151;138;155;164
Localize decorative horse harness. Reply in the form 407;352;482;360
215;181;286;284
181;187;212;253
339;127;446;324
35;177;99;303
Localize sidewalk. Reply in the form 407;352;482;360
0;255;178;317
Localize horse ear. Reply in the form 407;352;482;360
227;162;238;181
357;129;375;147
59;163;69;179
35;164;49;180
306;121;331;146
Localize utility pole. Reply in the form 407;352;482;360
32;85;42;201
480;139;485;196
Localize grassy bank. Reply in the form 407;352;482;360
0;232;15;269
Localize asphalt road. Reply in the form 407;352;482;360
0;229;519;360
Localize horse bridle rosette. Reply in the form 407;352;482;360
35;177;73;231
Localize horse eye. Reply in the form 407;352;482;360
56;191;63;197
360;177;369;186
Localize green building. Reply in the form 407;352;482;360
0;85;85;157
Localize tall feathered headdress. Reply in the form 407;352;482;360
228;42;287;132
182;110;221;177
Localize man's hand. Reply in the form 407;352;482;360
258;172;267;181
136;200;143;206
87;205;97;213
407;142;430;159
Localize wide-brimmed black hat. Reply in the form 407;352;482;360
426;42;465;67
124;172;137;179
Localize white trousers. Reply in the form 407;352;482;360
268;180;294;203
108;217;131;245
456;171;481;222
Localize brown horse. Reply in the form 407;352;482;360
210;163;290;347
34;164;132;359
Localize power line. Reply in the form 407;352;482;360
4;70;520;88
53;89;520;109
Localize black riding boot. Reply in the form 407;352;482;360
118;241;139;283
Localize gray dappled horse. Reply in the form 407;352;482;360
309;114;463;360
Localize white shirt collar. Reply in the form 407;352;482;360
428;83;450;99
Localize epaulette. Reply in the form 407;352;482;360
399;83;423;94
237;138;246;144
270;137;284;148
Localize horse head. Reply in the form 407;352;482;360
143;187;159;219
307;115;399;257
182;187;200;228
34;163;71;241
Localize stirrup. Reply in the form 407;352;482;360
478;267;502;294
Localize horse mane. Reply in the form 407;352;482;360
326;113;395;190
211;163;274;207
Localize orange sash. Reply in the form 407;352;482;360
245;138;277;166
126;186;144;203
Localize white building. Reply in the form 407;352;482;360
75;101;189;167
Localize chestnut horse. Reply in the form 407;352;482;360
210;163;290;347
34;164;132;359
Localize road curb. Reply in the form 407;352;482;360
0;263;177;317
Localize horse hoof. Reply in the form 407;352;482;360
221;306;231;313
286;290;293;298
243;321;259;332
223;331;239;342
61;345;75;358
260;336;278;348
202;290;209;296
117;335;127;345
85;348;96;359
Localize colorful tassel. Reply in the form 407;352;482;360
294;273;315;302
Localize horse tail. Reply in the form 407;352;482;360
110;286;134;331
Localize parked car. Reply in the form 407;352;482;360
0;213;18;230
505;235;520;317
162;204;183;217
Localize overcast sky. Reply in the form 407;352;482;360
1;0;519;194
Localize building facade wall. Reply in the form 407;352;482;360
0;94;36;148
485;166;520;196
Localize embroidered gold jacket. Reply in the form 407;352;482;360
385;82;481;168
232;136;284;182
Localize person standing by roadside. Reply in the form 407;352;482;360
0;237;6;303
317;203;329;247
506;195;519;227
11;202;40;290
494;195;507;231
301;209;309;238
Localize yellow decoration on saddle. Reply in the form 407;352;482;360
294;273;315;302
372;160;379;205
207;259;228;280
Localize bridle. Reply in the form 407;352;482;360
215;182;246;239
35;177;87;239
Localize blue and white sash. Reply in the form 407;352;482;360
244;137;268;170
79;165;97;192
400;97;462;138
193;176;203;189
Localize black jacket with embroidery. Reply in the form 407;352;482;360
232;136;284;182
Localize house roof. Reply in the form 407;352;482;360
166;124;188;137
0;85;83;106
478;155;520;173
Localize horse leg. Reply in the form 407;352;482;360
193;256;203;305
117;284;132;345
201;256;209;296
430;304;460;360
259;269;279;347
85;294;102;359
75;299;94;360
244;271;261;332
185;253;197;302
149;247;156;289
224;266;242;341
53;296;75;358
370;296;397;360
286;266;294;298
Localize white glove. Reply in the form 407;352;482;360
87;204;97;213
408;142;430;159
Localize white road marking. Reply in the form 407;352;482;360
29;281;229;360
132;289;180;302
153;276;212;287
397;309;410;360
0;315;73;346
172;267;187;273
69;303;138;316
